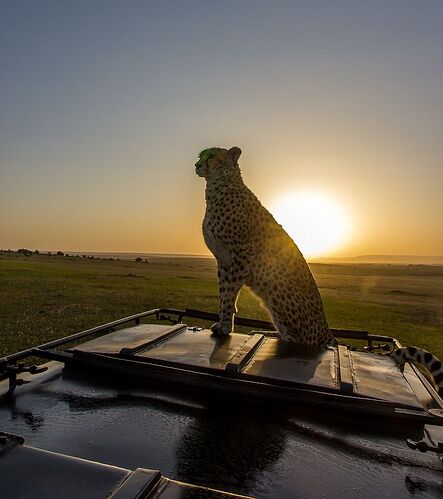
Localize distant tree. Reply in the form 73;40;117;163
135;257;142;262
33;250;40;254
56;251;64;256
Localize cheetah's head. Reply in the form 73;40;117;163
195;147;242;180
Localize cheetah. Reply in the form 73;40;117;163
195;146;443;394
195;146;334;349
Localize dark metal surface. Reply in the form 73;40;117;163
0;435;129;499
243;338;339;389
67;324;435;417
0;430;250;499
350;350;422;407
138;329;252;371
337;344;354;393
1;362;443;498
70;323;187;356
107;469;162;499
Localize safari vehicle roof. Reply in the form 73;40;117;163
1;307;443;498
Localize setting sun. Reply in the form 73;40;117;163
269;190;352;259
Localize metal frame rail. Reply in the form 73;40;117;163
0;307;402;369
1;306;442;415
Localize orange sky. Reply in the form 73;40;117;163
1;3;442;258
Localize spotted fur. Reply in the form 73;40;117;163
195;146;334;348
391;347;443;395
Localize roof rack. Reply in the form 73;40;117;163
1;307;442;429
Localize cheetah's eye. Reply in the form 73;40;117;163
206;155;218;165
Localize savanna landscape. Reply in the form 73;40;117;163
1;250;442;359
2;3;443;498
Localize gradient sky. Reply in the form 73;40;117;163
1;1;442;257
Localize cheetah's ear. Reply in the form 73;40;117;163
228;146;242;163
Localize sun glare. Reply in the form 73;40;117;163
269;190;351;259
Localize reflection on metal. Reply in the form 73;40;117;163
0;431;250;499
3;363;48;395
407;425;443;459
138;329;250;371
243;339;338;389
69;323;187;356
350;350;422;407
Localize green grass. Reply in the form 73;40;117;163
1;253;442;358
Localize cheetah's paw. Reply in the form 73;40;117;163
210;322;232;336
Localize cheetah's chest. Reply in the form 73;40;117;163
203;213;232;266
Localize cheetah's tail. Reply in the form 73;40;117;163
391;347;443;396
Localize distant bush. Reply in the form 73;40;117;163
135;257;142;262
56;251;64;256
33;250;40;254
17;248;33;256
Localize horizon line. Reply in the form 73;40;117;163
2;248;443;260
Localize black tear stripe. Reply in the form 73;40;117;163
408;346;417;356
434;372;443;384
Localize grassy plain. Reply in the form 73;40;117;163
1;252;442;358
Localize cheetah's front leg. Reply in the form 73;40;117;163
211;253;252;336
